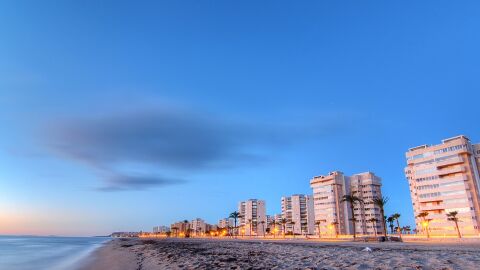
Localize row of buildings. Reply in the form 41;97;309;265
219;171;385;237
155;135;480;237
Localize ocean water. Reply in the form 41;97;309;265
0;236;109;270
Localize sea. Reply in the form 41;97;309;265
0;235;109;270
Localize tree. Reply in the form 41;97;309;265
372;196;389;238
416;212;430;238
367;218;378;236
280;218;288;238
391;213;402;239
341;193;363;240
290;221;296;238
229;211;240;237
250;221;259;236
183;220;190;237
446;211;462;238
271;219;277;238
260;220;266;238
315;220;322;238
387;216;395;234
226;225;232;237
331;221;339;238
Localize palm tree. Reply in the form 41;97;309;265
391;213;402;239
229;211;240;237
280;218;288;238
290;221;296;238
416;211;430;238
271;219;277;238
404;226;411;235
341;193;363;240
183;220;189;237
260;220;266;238
387;216;395;234
372;196;389;238
247;219;253;236
254;221;259;237
446;211;461;238
315;220;322;238
367;218;378;236
331;221;339;238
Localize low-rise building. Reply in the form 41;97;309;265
153;225;170;234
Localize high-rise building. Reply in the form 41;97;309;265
310;171;384;236
218;218;234;229
190;218;207;236
238;199;267;236
281;194;315;235
405;135;480;236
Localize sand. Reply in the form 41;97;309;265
77;238;480;270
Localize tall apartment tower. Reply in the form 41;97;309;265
238;199;267;236
405;135;480;236
281;194;315;235
310;171;384;236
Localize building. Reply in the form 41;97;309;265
170;221;189;236
238;199;267;236
153;225;170;234
281;194;315;235
110;232;139;237
218;218;234;229
310;171;384;236
190;218;207;236
265;214;283;235
405;135;480;236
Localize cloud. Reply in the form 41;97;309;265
96;174;186;192
46;108;260;170
43;105;354;191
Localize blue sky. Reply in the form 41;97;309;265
1;1;479;236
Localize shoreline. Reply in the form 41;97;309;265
78;238;480;269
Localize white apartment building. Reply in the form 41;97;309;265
281;194;315;235
190;218;207;236
405;135;480;236
310;171;384;236
218;218;234;228
238;199;267;236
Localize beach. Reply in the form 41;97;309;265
77;238;480;270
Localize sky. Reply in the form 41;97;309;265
1;1;480;236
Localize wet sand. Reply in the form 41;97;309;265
78;238;480;270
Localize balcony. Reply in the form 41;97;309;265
437;166;465;176
419;204;445;211
436;156;464;168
